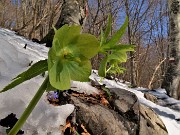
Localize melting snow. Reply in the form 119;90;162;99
0;28;74;135
90;71;180;135
0;28;179;135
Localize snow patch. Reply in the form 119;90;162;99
0;28;74;134
0;27;180;135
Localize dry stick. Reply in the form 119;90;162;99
148;58;166;89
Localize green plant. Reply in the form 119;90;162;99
0;15;134;135
0;25;99;135
98;15;134;77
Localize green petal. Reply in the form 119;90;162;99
49;60;70;90
53;25;81;49
71;34;100;59
48;48;56;70
67;60;91;82
53;38;63;53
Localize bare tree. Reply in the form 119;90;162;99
40;0;88;47
125;0;137;87
0;0;172;91
0;0;15;27
162;0;180;99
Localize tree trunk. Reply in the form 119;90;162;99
125;0;137;87
162;0;180;99
40;0;87;47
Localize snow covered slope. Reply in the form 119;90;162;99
90;72;180;135
0;28;74;135
0;28;179;135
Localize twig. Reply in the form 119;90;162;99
148;58;166;89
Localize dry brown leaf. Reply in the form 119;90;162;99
62;121;71;132
81;124;91;135
100;97;109;106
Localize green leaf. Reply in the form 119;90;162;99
98;57;108;77
108;66;126;74
98;17;132;77
100;14;112;47
108;52;127;63
109;59;118;65
104;14;112;40
109;67;125;74
105;44;135;52
104;17;128;48
14;60;48;79
102;86;111;97
100;27;105;46
0;60;48;93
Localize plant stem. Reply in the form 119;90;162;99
106;66;112;73
8;76;49;135
100;77;104;83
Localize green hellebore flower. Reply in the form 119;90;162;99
48;25;100;90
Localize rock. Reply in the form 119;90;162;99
139;104;167;135
68;88;168;135
144;92;158;103
71;96;129;135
